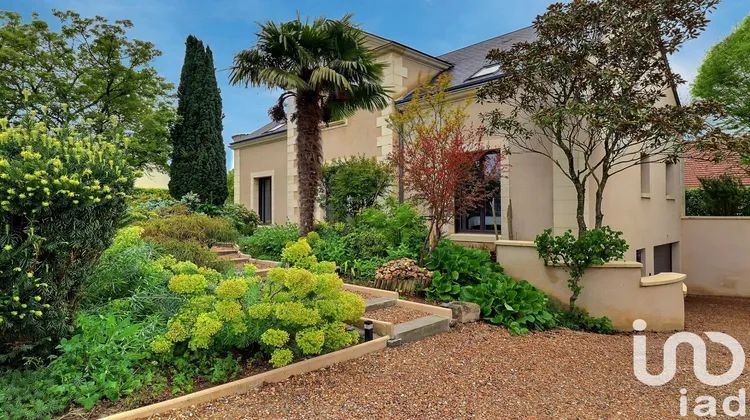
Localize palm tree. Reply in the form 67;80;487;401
230;15;390;235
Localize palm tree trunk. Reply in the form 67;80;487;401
295;94;323;236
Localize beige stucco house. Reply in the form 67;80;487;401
231;26;683;279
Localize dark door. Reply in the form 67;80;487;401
653;243;673;274
258;176;272;224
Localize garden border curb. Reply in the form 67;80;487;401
103;336;389;420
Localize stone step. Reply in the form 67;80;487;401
213;248;238;256
226;257;251;263
217;253;244;260
364;297;397;312
392;315;451;344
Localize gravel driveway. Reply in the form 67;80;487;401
160;295;750;419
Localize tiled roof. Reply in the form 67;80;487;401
684;148;750;188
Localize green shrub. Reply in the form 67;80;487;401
426;240;501;285
685;175;750;216
308;200;427;284
128;188;172;207
152;244;364;368
218;203;260;236
153;239;234;273
461;274;557;335
0;117;135;362
553;306;615;334
424;241;503;302
139;214;239;246
535;227;628;308
319;156;392;222
83;227;169;307
354;198;427;259
239;224;299;260
425;271;462;302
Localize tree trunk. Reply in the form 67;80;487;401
295;93;323;236
574;181;587;237
594;176;608;229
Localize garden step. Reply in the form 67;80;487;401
364;297;397;312
392;315;451;344
217;253;243;260
213;248;239;256
225;257;251;263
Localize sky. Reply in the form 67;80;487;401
5;0;750;169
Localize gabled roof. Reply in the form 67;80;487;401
397;26;536;103
435;26;536;92
684;149;750;188
233;26;537;145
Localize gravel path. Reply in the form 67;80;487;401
158;295;750;419
365;305;430;324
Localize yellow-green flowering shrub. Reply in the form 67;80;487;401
246;240;364;367
151;238;364;369
0;116;134;360
151;262;258;353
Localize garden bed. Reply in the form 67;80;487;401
103;336;389;419
365;305;431;324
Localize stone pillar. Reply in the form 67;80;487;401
232;149;241;204
286;100;299;223
376;52;407;161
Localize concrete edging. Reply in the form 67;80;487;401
104;336;389;420
343;283;399;299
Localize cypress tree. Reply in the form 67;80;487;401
169;35;227;205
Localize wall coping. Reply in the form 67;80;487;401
496;240;642;268
640;272;687;287
495;239;535;247
450;233;503;243
682;216;750;221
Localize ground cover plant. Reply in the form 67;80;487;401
0;231;365;419
424;240;614;334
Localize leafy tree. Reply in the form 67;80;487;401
169;36;227;205
227;169;235;202
389;74;503;254
685;175;750;216
693;14;750;132
0;10;174;171
319;156;392;222
478;0;723;236
229;15;390;235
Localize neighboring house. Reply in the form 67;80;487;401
231;26;682;276
683;148;750;188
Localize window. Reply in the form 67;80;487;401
455;151;502;233
468;64;501;79
257;176;272;224
665;161;677;198
640;155;651;196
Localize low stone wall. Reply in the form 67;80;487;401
681;217;750;298
495;240;685;331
